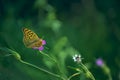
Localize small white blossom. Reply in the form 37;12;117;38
73;54;82;63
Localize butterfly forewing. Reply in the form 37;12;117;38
22;28;43;48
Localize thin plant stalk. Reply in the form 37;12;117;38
39;51;67;79
39;51;57;63
19;59;65;80
80;63;95;80
108;73;112;80
68;72;81;80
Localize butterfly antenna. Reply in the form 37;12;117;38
22;27;25;31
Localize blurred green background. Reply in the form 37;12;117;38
0;0;120;80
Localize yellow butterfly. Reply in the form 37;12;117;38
22;28;46;50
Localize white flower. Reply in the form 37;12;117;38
73;54;82;63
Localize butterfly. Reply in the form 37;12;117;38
22;28;46;50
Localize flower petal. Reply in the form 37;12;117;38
42;40;46;45
38;46;44;51
72;54;82;63
96;58;104;66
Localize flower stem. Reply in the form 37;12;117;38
39;51;57;63
39;51;66;78
19;59;64;80
68;72;81;80
80;63;95;80
108;73;112;80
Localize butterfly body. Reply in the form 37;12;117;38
22;28;43;48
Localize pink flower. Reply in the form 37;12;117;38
33;40;46;51
96;58;104;67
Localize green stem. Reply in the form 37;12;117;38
39;51;57;63
68;72;81;80
80;63;95;80
39;51;66;78
19;59;64;80
108;73;112;80
0;48;66;80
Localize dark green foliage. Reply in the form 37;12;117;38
0;0;120;80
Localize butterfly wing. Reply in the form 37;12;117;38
28;39;43;48
22;28;42;48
